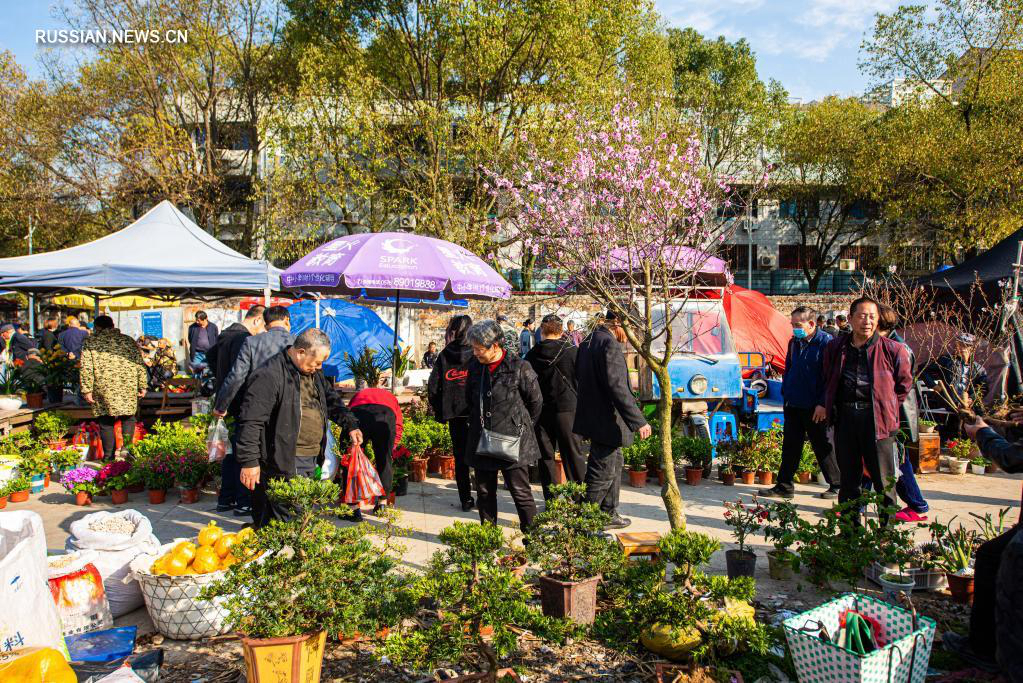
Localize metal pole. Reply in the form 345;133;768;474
392;291;401;395
27;216;35;334
746;201;753;290
315;298;321;328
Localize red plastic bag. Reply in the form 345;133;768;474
343;445;386;506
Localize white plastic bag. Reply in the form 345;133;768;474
0;511;68;659
46;550;113;636
206;418;228;462
66;510;161;618
320;427;340;481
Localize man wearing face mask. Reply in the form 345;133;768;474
759;306;841;499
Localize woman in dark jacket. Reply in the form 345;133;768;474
464;320;543;531
525;314;586;498
427;314;475;510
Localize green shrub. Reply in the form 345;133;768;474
33;411;74;444
674;435;713;469
525;483;620;582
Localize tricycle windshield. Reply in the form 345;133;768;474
650;300;735;357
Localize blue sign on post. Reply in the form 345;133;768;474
140;311;163;338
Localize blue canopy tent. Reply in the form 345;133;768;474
287;299;397;381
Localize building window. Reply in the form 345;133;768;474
717;197;758;219
719;244;759;272
840;245;879;269
778;244;820;270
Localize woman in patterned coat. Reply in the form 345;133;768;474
80;316;148;459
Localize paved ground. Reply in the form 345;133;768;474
17;464;1022;636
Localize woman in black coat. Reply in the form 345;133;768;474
464;319;543;531
427;314;475;510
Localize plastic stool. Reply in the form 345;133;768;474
708;412;737;445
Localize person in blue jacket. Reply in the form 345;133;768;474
759;306;841;499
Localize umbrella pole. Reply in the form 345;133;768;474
392;291;401;394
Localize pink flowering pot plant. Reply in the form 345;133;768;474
97;460;132;503
61;465;100;506
723;497;768;579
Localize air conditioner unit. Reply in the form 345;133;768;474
398;215;417;230
758;255;776;268
839;258;857;271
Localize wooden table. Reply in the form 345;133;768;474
0;402;91;436
616;531;663;562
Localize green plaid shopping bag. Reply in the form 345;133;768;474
783;593;935;683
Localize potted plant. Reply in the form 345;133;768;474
19;449;50;492
33;410;74;449
391;345;414;390
343;346;387;390
526;482;620;624
755;427;782;485
623;441;648;487
60;465;100;505
929;518;978;604
946;439;972;474
139;452;175;503
723;497;766;579
726;431;758;484
381;522;553;683
970;455;990;475
6;475;31;502
918;418;937;434
763;501;800;581
98;459;132;504
130;420;206;502
675;435;711;485
391;446;411;498
0;371;23;411
174;449;208;503
38;345;76;404
203;478;408;683
425;418;456;479
13;361;47;408
48;446;83;480
0;481;8;509
875;519;917;602
795;442;817;484
402;422;430;482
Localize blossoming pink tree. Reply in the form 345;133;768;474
487;100;754;529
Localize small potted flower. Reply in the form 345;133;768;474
929;517;977;604
623;442;648;487
970;455;990;475
98;460;132;504
174;449;209;503
723;497;767;578
6;475;31;502
141;454;175;504
946;440;972;474
918;418;937;434
60;466;100;505
763;501;801;580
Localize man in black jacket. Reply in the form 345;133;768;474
526;314;586;498
213;306;292;417
574;313;651;529
235;329;363;529
208;304;265;513
942;416;1023;680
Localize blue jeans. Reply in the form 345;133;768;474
217;431;251;508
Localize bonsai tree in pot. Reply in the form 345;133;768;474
722;497;767;579
623;441;649;487
928;517;978;604
382;522;563;682
33;410;74;449
526;482;621;624
675;435;712;485
762;501;801;581
204;478;408;683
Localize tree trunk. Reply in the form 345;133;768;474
654;367;686;529
806;267;822;293
520;251;537;292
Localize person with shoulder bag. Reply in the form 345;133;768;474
464;320;543;531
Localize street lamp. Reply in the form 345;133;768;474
744;202;757;290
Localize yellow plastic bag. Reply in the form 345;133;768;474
0;647;77;683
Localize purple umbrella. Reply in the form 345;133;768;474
282;233;511;390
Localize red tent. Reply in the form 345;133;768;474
723;286;791;373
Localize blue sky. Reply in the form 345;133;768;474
1;0;896;102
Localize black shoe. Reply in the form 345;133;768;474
234;505;252;516
604;515;632;530
371;502;385;515
350;508;364;523
757;487;794;499
216;503;235;513
819;487;840;500
461;498;475;512
941;632;999;673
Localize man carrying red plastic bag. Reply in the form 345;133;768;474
234;330;363;529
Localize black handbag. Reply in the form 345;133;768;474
475;368;521;464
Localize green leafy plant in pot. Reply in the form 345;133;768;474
928;517;978;604
6;474;31;502
763;501;801;580
875;515;917;601
33;410;75;449
203;478;408;683
343;346;388;389
623;440;649;487
675;434;712;485
381;521;564;683
795;442;819;484
526;482;620;624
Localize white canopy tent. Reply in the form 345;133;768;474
0;200;281;300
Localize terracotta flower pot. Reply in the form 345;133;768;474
110;488;129;504
75;491;92;506
427;452;443;475
439;454;456;480
947;572;975;605
241;631;326;683
740;470;756;485
756;470;774;485
553;457;566;484
44;471;50;488
148;489;167;504
684;466;703;485
628;468;648;488
797;471;812;484
25;392;44;409
0;495;7;509
721;472;736;486
179;488;200;504
44;439;68;451
657;469;666;486
538;574;600;625
9;489;29;503
409;457;428;482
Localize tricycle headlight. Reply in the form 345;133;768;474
689;375;708;395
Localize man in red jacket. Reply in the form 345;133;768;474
819;296;912;523
349;385;404;515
